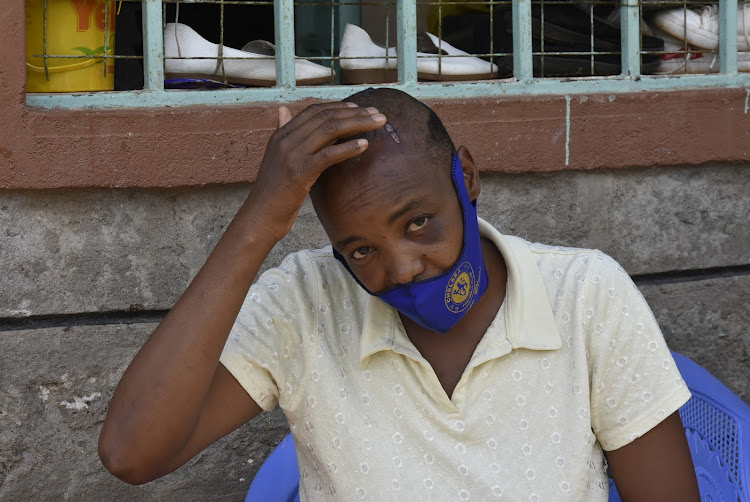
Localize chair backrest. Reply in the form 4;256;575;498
246;352;750;501
244;433;300;502
610;351;750;502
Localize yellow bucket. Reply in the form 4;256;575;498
26;0;116;92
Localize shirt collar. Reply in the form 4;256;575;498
359;218;562;367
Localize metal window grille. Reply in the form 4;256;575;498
26;0;750;108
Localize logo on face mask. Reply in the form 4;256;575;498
445;262;477;313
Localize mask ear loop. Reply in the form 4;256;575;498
452;152;470;262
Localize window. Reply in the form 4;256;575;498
25;0;750;109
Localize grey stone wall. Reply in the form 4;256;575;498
1;164;748;501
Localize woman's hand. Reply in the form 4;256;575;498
246;103;386;241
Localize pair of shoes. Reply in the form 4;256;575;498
339;24;499;83
652;3;750;50
163;23;333;86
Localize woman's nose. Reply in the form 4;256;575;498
385;248;427;288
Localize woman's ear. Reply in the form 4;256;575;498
457;146;480;201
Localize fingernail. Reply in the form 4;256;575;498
345;102;357;107
366;107;379;114
372;113;386;122
357;139;368;148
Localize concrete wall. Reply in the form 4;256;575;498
1;164;748;501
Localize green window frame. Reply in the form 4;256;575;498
26;0;750;109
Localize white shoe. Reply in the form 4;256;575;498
652;3;750;50
740;50;750;71
339;24;498;83
164;23;333;86
648;26;719;74
648;23;750;73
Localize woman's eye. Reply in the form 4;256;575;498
407;217;429;232
351;246;372;260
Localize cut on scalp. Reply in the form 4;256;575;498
338;87;456;166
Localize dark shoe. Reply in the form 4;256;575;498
534;3;664;52
441;4;663;78
520;5;664;76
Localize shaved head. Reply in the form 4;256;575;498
311;88;457;216
333;87;455;166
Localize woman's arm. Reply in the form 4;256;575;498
606;411;700;502
98;103;386;484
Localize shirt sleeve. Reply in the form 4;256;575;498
219;251;319;412
585;253;691;451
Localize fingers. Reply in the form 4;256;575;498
275;102;356;136
310;139;370;171
262;101;387;191
277;106;292;129
287;106;386;154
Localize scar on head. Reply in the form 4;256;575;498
384;122;401;144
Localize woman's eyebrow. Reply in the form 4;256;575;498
335;234;365;250
334;196;431;250
387;196;430;225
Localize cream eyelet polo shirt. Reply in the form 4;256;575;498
220;218;691;502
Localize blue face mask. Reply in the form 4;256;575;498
333;153;489;334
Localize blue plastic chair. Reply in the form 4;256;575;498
246;352;750;501
610;351;750;502
245;433;300;502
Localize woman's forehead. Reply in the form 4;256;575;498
316;155;454;232
332;149;449;199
